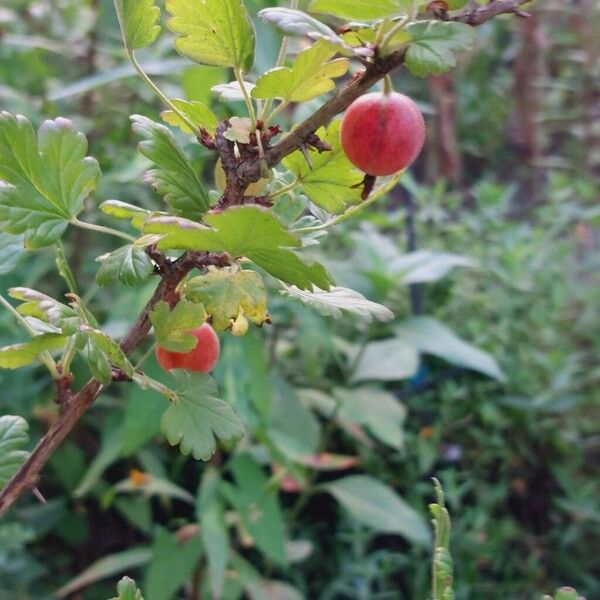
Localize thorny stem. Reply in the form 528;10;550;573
0;293;60;379
70;218;136;242
0;0;533;517
0;252;203;516
112;0;197;133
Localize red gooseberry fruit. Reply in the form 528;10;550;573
156;323;220;373
340;91;426;176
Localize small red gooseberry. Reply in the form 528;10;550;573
341;91;426;176
156;323;220;373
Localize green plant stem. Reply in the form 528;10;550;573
0;293;60;379
134;342;156;369
112;0;197;133
70;218;136;242
56;241;78;295
383;74;394;95
379;15;410;55
373;17;391;48
260;0;298;120
234;67;257;128
294;185;388;234
269;178;299;200
410;0;419;20
263;100;289;127
60;337;77;375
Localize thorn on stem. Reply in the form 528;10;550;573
32;487;47;505
299;144;314;170
358;174;376;200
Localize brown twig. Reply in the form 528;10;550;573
0;0;531;517
452;0;532;25
0;252;224;517
239;0;534;183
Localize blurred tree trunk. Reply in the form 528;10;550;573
507;13;547;215
573;0;600;181
428;73;463;188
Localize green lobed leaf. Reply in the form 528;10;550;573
324;475;431;544
145;206;333;290
183;267;268;331
116;0;161;50
405;20;475;78
281;285;394;323
96;245;155;287
258;7;341;43
0;231;24;274
283;120;363;214
309;0;411;20
111;577;145;600
149;300;207;352
0;333;66;369
395;316;506;381
160;371;244;460
160;98;218;135
131;114;210;219
0;112;100;248
211;80;255;101
252;41;348;103
100;199;154;231
166;0;255;71
0;415;29;490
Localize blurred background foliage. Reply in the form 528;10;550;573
0;0;599;599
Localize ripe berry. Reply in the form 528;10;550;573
156;323;220;373
341;91;425;176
